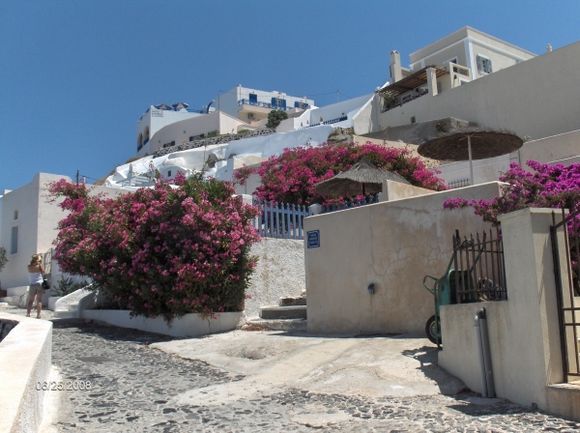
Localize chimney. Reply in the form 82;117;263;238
390;50;403;83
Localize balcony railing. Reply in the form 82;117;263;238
238;99;298;111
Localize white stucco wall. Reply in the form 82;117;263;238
439;208;566;412
0;173;67;288
0;174;123;289
141;111;248;156
304;182;502;335
0;313;52;433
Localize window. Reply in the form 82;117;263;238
10;226;18;254
167;170;172;177
476;55;493;74
249;93;257;104
271;97;286;110
13;210;18;220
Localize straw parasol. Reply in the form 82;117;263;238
315;159;410;198
417;128;523;185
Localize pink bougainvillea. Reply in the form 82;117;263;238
234;142;446;205
444;160;580;279
443;160;580;225
50;175;259;320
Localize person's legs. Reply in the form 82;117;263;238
35;290;42;319
26;286;34;317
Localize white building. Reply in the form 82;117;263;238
0;173;121;290
137;103;206;153
137;109;253;157
216;85;314;126
382;26;535;112
370;27;580;187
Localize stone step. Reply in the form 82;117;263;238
241;318;307;332
260;305;307;320
0;295;27;307
279;296;306;307
6;286;28;297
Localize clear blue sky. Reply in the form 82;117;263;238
1;0;578;191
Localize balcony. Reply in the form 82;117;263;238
238;99;296;112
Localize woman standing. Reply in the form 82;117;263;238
26;254;45;318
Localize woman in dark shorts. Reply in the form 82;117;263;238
26;254;45;319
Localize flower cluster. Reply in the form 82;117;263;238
50;175;259;320
234;142;446;205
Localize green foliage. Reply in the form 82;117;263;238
53;276;90;297
0;247;6;272
266;110;288;129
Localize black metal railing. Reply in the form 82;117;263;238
550;206;580;381
452;228;507;303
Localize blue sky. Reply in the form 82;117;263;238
1;0;578;191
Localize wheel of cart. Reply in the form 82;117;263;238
422;232;486;347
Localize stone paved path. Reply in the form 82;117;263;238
41;317;580;432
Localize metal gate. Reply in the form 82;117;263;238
550;207;580;381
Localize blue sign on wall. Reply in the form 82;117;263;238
307;230;320;249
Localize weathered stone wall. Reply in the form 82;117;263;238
245;238;305;319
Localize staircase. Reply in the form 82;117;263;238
243;294;307;332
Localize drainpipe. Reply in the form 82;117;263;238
474;308;495;397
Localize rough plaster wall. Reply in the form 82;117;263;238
245;238;305;319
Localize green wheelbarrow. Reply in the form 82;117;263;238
423;232;485;345
422;268;459;345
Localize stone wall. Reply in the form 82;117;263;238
304;182;502;335
245;238;305;319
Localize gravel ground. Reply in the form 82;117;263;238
3;305;579;433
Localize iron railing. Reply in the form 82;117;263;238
452;228;507;303
550;206;580;381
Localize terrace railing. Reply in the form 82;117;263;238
254;195;381;240
253;201;310;240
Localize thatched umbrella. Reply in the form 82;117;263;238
417;128;523;185
315;160;410;198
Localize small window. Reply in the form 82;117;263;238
249;93;257;104
167;170;172;177
476;55;492;74
10;226;18;254
13;210;18;220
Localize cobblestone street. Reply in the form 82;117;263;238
44;317;580;433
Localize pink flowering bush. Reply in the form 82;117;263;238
234;142;446;205
444;161;580;284
50;175;259;320
443;161;580;224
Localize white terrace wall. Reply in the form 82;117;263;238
304;182;502;335
439;208;565;413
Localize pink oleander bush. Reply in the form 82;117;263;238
50;174;259;320
234;142;446;205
